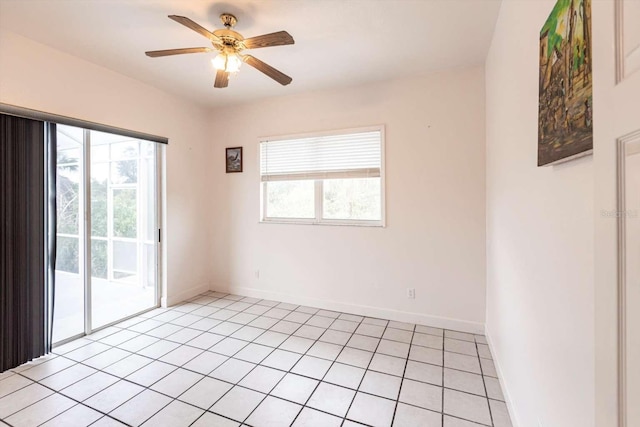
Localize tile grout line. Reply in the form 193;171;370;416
1;292;505;427
10;370;133;427
189;309;310;425
119;303;488;425
53;293;269;427
389;322;422;426
238;311;369;425
442;335;446;423
9;336;488;425
231;302;338;425
5;297;316;426
340;317;394;426
285;312;369;427
52;293;480;376
198;310;414;425
187;298;340;426
477;337;495;427
164;297;284;426
169;296;499;427
61;298;261;426
12;336;495;425
9;293;264;427
93;294;279;427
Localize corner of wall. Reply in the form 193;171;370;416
161;283;211;308
211;283;486;334
485;324;520;427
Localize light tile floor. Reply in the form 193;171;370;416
0;292;513;427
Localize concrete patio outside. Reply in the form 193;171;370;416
52;271;156;343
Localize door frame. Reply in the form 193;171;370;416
52;130;163;347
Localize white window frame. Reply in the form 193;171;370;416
259;125;386;227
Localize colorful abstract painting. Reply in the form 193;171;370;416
538;0;592;166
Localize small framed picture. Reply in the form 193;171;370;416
226;147;243;173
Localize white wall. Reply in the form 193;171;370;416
0;30;213;305
208;66;487;332
485;1;595;426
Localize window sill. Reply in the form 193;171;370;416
260;218;385;228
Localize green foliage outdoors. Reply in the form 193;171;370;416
56;151;138;279
266;180;315;218
91;239;107;279
56;236;79;274
114;189;137;238
266;178;381;221
323;178;381;220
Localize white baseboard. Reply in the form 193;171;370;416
162;283;210;307
212;284;485;334
485;324;520;427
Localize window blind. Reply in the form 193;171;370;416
260;130;382;181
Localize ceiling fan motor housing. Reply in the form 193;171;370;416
213;15;244;52
213;28;244;52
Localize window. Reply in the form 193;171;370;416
260;126;385;226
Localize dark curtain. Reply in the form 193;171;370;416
0;114;48;372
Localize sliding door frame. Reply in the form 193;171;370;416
83;129;93;336
52;132;163;347
155;143;163;312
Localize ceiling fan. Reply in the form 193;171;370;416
145;14;294;88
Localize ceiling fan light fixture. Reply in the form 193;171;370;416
147;14;294;88
212;53;242;73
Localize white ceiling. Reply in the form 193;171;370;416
0;0;502;108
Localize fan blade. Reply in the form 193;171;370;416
243;31;294;49
145;47;213;57
243;55;292;85
214;70;230;88
168;15;221;43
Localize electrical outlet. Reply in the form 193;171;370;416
407;288;415;299
254;269;260;279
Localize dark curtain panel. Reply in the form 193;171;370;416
45;123;56;352
0;114;47;372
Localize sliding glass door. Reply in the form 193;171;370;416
52;125;85;343
52;125;160;344
90;131;158;329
